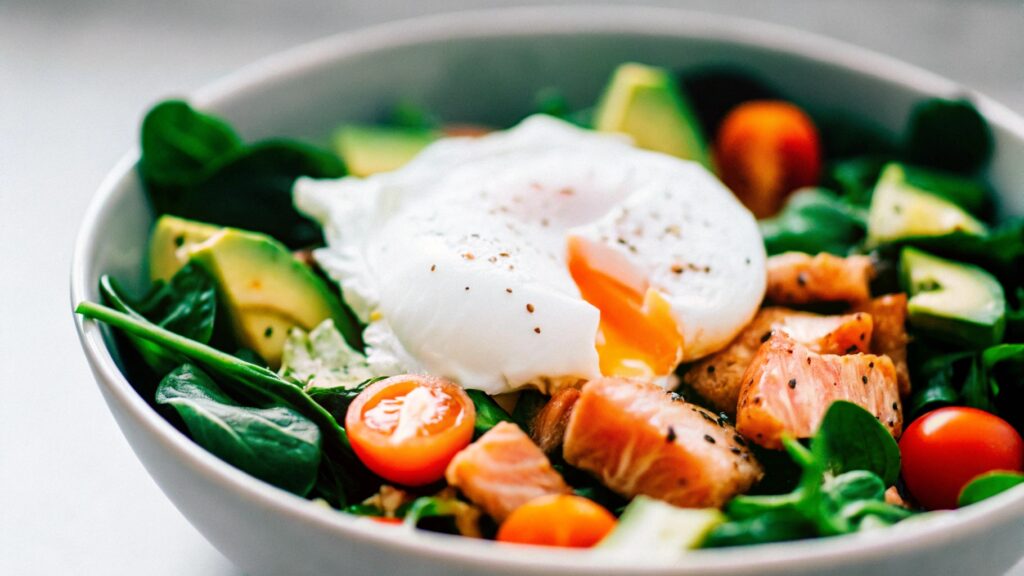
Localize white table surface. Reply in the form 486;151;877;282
2;1;1022;574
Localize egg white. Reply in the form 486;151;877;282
295;116;766;394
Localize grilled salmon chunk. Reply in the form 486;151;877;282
853;294;911;396
563;378;762;508
766;252;875;305
685;307;874;416
530;387;581;455
736;332;902;449
445;422;570;521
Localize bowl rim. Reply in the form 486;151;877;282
71;5;1024;574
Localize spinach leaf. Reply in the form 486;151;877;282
160;141;342;248
958;472;1024;507
907;353;963;418
705;403;911;548
156;364;321;495
305;378;381;425
905;98;993;174
465;390;514;438
139;100;344;248
702;509;814;548
99;263;216;374
826;155;889;206
759;189;866;256
139;100;242;202
812;401;901;486
77;301;373;504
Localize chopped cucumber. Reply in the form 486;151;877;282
598;496;724;559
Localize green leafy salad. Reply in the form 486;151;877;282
77;62;1024;553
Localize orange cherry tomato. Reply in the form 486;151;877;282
345;375;476;486
496;494;617;548
900;407;1024;510
714;100;821;218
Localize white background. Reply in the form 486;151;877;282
2;1;1023;574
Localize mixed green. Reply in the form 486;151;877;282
77;62;1023;554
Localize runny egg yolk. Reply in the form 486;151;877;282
567;238;684;378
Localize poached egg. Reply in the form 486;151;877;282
295;116;766;394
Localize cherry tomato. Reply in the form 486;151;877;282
714;100;821;218
496;494;617;548
346;375;476;486
900;407;1023;510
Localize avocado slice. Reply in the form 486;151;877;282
149;215;222;282
594;63;710;167
188;229;356;368
900;246;1005;348
333;125;438;177
867;163;986;246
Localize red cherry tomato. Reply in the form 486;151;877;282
899;407;1023;510
346;375;476;487
714;100;821;218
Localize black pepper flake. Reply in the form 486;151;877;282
859;332;866;342
505;288;513;294
806;357;812;365
892;402;898;410
465;286;470;291
862;375;869;384
264;326;273;338
499;252;510;258
869;361;875;369
760;331;773;343
846;345;859;354
730;447;742;455
526;303;535;313
430;264;437;272
788;378;797;389
671;264;684;274
707;365;716;374
796;272;808;287
700;412;717;424
733;435;747;447
174;235;185;247
533;327;541;334
666;427;677;443
703;434;716;444
745;257;751;265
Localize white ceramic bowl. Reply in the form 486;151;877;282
72;7;1024;576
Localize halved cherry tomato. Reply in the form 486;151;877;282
496;494;617;548
900;407;1024;510
346;375;476;486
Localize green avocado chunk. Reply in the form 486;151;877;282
149;215;222;282
867;163;986;246
188;229;353;368
332;125;438;177
900;246;1005;348
594;63;710;168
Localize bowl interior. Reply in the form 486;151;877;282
74;7;1024;576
